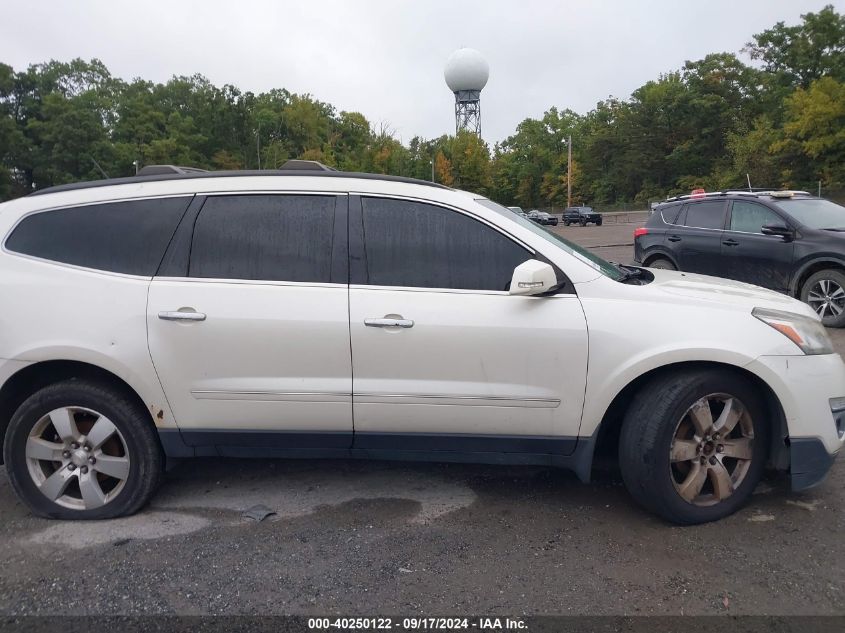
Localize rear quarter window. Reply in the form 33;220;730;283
4;197;190;276
658;205;683;224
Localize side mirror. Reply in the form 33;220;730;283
509;260;558;296
761;223;793;238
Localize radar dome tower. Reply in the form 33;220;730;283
444;48;489;135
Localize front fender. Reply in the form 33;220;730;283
789;256;845;296
579;345;762;438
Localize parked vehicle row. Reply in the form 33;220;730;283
0;168;842;525
507;206;606;228
635;190;845;328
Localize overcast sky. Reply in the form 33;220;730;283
1;1;840;144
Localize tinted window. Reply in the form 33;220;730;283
730;201;784;233
362;197;531;290
190;195;335;282
5;197;189;275
683;201;726;230
660;205;683;224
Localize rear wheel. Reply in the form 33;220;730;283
619;369;768;524
4;380;163;519
648;257;676;270
563;220;570;226
580;218;587;227
800;269;845;328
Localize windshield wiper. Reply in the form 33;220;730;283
613;263;644;282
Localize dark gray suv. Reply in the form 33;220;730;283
634;191;845;327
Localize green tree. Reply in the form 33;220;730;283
778;77;845;187
450;130;491;194
745;4;845;89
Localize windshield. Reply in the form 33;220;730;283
476;198;624;281
771;198;845;229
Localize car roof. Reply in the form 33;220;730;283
29;169;452;197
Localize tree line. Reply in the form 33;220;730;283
1;5;843;207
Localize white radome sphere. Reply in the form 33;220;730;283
444;48;489;93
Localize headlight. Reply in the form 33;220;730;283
752;307;833;355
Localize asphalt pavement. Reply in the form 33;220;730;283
1;217;843;617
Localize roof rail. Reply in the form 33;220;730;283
280;159;337;171
136;165;208;176
664;190;754;202
663;189;812;203
29;169;453;197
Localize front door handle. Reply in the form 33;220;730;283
365;318;414;328
722;239;739;247
158;310;207;322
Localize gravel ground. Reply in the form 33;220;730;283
1;219;843;617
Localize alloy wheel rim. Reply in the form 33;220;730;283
807;279;845;319
669;393;754;507
25;406;130;510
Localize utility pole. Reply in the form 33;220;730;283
567;135;572;208
256;120;261;170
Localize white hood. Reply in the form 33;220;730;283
641;269;819;320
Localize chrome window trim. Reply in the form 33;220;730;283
153;276;346;289
349;283;578;297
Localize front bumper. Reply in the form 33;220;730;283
790;438;838;490
746;353;845;490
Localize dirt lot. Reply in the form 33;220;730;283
0;219;843;617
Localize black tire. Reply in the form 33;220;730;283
596;221;603;226
619;369;769;525
799;269;845;328
648;257;676;270
580;219;587;227
563;221;570;226
4;380;163;519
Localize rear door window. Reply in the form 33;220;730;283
683;201;727;230
5;197;190;275
189;194;336;282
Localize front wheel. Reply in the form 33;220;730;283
619;369;768;524
800;269;845;328
4;380;163;519
648;257;676;270
595;221;603;226
563;221;570;226
580;219;587;227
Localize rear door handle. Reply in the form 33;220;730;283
365;318;414;328
158;310;207;322
667;235;682;242
722;239;739;247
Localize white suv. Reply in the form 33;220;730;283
1;168;843;524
